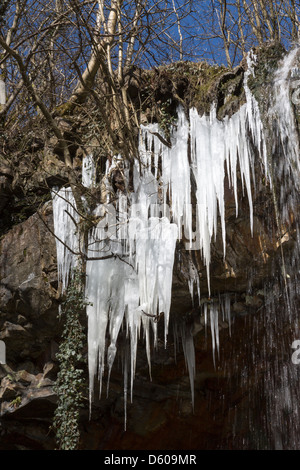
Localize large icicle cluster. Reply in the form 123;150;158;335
86;213;178;408
189;102;257;293
139;53;268;295
52;50;272;417
83;150;178;426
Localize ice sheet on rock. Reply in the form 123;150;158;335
270;48;300;178
268;47;300;224
244;51;268;179
52;187;80;292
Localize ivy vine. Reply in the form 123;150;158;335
52;268;88;450
159;99;176;139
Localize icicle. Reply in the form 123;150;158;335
181;324;195;410
167;106;192;242
86;225;128;402
123;343;129;431
103;154;124;203
188;259;200;306
52;187;80;292
0;79;5;106
204;302;208;328
129;216;178;348
124;277;141;402
139;108;193;244
82;153;96;188
225;294;231;337
210;303;219;367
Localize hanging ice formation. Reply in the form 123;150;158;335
51;49;279;418
268;47;300;222
82;153;96;188
0;78;5;106
52;187;80;293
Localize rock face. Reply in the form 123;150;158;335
0;203;59;359
0;204;60;449
0;45;299;450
